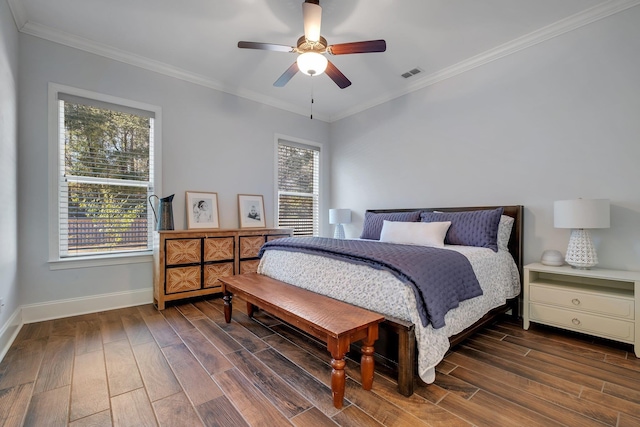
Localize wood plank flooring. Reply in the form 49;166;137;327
1;297;639;426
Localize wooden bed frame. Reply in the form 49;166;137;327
350;205;524;396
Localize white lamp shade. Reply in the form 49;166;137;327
296;52;328;76
329;209;351;225
554;199;610;229
302;1;322;43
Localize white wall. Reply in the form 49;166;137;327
330;6;640;271
17;34;330;308
0;0;20;351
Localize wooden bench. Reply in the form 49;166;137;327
219;273;385;409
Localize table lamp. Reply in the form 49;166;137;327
554;199;610;269
329;209;351;239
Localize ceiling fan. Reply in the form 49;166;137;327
237;0;386;89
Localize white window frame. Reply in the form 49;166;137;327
274;134;323;237
48;83;162;270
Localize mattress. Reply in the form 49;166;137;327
257;243;521;383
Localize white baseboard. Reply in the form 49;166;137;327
0;307;23;362
0;288;153;363
20;287;153;324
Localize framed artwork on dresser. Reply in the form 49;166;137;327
186;191;220;229
238;194;266;228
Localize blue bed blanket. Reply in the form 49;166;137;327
258;237;483;329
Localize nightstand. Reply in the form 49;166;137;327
523;263;640;357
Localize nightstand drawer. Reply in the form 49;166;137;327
530;283;634;320
529;303;635;343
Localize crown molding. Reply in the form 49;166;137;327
15;0;639;123
6;0;27;30
329;0;640;122
19;20;331;122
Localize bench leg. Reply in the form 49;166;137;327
361;326;377;391
246;302;257;318
328;338;350;409
330;357;346;409
223;292;233;323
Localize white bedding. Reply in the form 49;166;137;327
257;244;520;383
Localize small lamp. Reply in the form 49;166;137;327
329;209;351;239
554;199;610;269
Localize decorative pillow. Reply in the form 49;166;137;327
497;215;514;251
379;220;452;247
360;211;421;240
420;207;504;252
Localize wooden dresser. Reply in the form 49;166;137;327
153;228;292;309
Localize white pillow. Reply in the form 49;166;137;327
379;220;451;247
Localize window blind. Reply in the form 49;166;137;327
58;95;155;257
277;141;320;236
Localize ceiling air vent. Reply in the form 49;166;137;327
401;67;423;79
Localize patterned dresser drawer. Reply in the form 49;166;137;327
166;239;201;265
204;237;234;262
166;266;201;294
239;236;265;259
240;259;261;275
204;262;234;289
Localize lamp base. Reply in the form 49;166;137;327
565;229;598;269
333;224;345;239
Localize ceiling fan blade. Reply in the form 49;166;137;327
273;62;300;87
238;41;295;53
327;40;386;55
302;0;322;43
325;60;351;89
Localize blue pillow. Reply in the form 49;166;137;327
360;211;421;240
420;208;504;252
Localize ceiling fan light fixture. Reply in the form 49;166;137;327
297;52;328;76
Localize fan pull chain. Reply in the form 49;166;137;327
310;76;314;120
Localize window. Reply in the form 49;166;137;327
50;85;160;264
276;139;320;236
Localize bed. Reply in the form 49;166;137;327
257;205;523;393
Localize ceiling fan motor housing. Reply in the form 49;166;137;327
297;35;327;53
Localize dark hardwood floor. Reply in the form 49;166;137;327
1;297;639;426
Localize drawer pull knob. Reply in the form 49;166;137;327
572;298;581;305
572;318;581;326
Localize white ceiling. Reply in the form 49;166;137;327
8;0;638;121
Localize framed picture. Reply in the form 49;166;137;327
186;191;220;229
238;194;266;228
